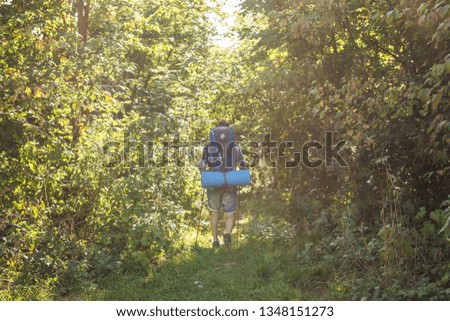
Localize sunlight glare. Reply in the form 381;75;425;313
207;0;241;48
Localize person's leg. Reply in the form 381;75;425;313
222;187;237;248
225;211;235;235
222;187;237;234
207;188;221;247
211;210;219;242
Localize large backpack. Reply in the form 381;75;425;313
201;126;251;187
207;126;235;171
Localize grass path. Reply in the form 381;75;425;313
67;235;327;300
65;210;349;301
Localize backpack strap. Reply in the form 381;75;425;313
225;128;235;170
208;128;222;170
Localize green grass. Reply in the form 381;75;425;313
66;237;302;300
61;213;353;301
64;235;351;300
1;214;352;301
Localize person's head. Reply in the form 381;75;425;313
216;120;230;127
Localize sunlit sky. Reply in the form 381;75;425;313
208;0;241;47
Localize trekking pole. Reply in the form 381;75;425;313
236;186;240;248
195;188;205;247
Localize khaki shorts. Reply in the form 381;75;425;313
206;186;237;214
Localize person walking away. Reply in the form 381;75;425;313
198;120;247;249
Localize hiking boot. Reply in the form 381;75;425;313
223;233;231;250
212;240;220;249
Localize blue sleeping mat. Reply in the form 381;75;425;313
201;170;251;187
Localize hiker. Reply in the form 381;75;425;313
198;120;247;249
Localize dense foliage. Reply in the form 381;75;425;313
0;0;449;300
0;0;216;298
232;0;450;299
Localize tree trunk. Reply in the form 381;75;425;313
77;0;89;42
